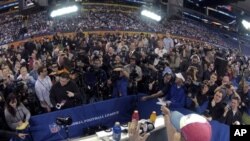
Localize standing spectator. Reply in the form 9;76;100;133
50;72;82;110
222;97;242;125
35;66;53;112
29;61;40;80
196;90;225;122
108;65;129;98
163;32;174;51
4;94;31;130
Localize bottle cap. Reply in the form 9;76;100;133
115;122;120;126
152;111;156;114
134;110;138;113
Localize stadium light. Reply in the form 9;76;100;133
141;10;162;22
242;19;250;30
50;5;78;18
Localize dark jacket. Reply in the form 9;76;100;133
50;81;81;109
222;110;242;125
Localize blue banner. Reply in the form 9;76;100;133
30;96;137;141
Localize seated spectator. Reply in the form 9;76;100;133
50;72;82;110
222;97;242;125
4;94;31;130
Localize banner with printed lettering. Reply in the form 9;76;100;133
29;96;137;141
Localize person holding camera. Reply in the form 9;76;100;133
124;56;142;95
108;65;129;98
84;56;108;102
50;72;82;110
141;69;173;101
222;97;242;125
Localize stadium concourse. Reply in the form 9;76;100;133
0;1;250;141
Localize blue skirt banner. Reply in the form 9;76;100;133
29;96;136;141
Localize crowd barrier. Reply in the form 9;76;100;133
30;94;230;141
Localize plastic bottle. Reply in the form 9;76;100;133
112;122;121;141
149;111;157;123
132;110;139;121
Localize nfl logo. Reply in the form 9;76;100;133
49;123;60;133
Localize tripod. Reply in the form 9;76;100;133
61;125;70;141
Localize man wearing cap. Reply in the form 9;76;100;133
141;69;173;101
165;73;187;108
161;106;212;141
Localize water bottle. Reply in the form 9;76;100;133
112;122;121;141
132;110;139;121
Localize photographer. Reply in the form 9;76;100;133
141;70;173;101
124;56;142;95
84;56;108;102
108;65;129;98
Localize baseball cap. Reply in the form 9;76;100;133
162;67;172;77
175;73;185;82
170;111;211;141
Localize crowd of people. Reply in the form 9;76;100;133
0;2;250;141
0;4;248;52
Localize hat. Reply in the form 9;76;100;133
190;54;200;62
130;55;136;60
175;73;185;82
170;111;211;141
162;67;172;76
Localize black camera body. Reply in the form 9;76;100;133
56;117;73;126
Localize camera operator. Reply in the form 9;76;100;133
124;56;142;95
35;66;53;112
141;70;173;101
84;56;108;102
108;65;129;98
50;72;82;110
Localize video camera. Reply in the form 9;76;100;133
56;117;73;126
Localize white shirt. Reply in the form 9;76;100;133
35;76;53;107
